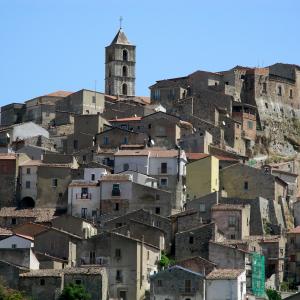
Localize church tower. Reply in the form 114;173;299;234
105;27;136;97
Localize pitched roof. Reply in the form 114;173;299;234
0;154;16;160
110;29;131;45
0;207;57;223
19;267;105;277
212;204;249;211
206;268;244;280
115;148;183;158
109;116;142;122
101;174;132;182
289;226;300;234
44;91;73;97
186;153;210;161
0;227;12;236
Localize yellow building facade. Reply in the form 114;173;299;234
186;155;219;199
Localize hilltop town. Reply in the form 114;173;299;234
0;28;300;300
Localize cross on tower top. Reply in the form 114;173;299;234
119;16;123;29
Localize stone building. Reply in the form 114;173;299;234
150;265;205;300
24;91;72;126
0;260;28;289
175;223;222;260
19;267;108;300
96;126;147;149
19;154;79;209
211;204;251;240
77;231;160;300
286;226;300;284
220;163;288;202
99;173;173;220
34;227;81;266
105;28;135;97
0;207;56;228
103;209;172;253
55;89;105;118
176;256;217;275
0;103;25;126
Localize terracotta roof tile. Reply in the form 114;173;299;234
0;207;56;222
186;153;210;160
109;116;142;122
289;226;300;234
206;268;244;280
212;204;249;211
45;91;73;97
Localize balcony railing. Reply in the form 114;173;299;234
157;167;172;175
179;288;196;294
76;193;92;200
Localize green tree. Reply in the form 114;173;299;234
266;288;281;300
59;283;91;300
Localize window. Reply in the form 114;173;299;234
199;203;206;212
155;207;161;215
91;174;95;181
228;216;236;227
116;223;122;228
92;96;96;103
116;270;122;282
153;89;160;101
122;49;128;61
26;168;31;174
161;162;167;174
122;66;128;77
89;251;96;264
185;279;191;293
290;89;293;98
74;140;78;150
123;136;128;144
278;86;282;96
262;82;267;93
59;193;63;198
11;244;17;249
230;234;236;239
115;248;121;258
241;75;245;80
155;194;160;200
103;136;109;145
265;102;269;109
147;250;150;260
81;208;87;218
122;83;127;96
81;187;88;198
244;181;248;190
92;210;97;217
160;178;168;187
115;203;120;211
189;236;194;244
75;279;82;285
82;155;86;162
52;178;58;187
123;163;129;171
25;181;30;189
11;218;16;225
157;279;162;287
291;237;295;244
112;184;120;196
40;279;45;286
247;121;253;129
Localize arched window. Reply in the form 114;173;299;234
122;66;127;77
123;49;128;61
122;83;128;95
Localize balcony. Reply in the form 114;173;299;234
111;190;121;197
157;167;172;175
76;193;92;200
179;287;196;295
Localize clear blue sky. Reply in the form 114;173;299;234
1;0;299;105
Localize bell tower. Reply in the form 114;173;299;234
105;25;136;97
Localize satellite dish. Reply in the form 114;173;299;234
6;133;10;138
222;121;226;126
151;140;155;146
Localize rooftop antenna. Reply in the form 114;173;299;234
119;16;123;30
